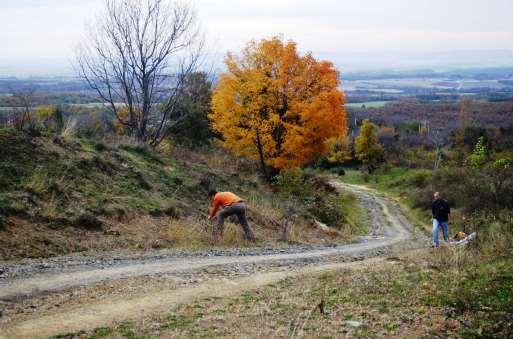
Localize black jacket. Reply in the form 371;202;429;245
432;199;450;222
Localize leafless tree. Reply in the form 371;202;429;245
76;0;204;146
9;87;36;130
423;120;448;170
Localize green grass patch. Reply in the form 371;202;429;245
339;167;436;233
341;167;433;193
337;192;366;233
0;130;196;224
443;257;513;336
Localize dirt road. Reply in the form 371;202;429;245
0;182;427;338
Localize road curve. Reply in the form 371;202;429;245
0;181;427;338
0;182;424;300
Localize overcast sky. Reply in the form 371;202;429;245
1;0;513;75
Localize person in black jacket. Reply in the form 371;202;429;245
432;192;450;247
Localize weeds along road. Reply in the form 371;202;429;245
0;181;428;338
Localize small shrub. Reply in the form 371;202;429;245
438;166;513;214
197;175;212;192
47;219;69;230
150;205;180;219
407;170;433;188
362;171;370;183
132;171;152;190
78;156;117;175
274;168;309;199
27;126;42;137
0;215;6;230
61;118;78;139
93;142;109;152
163;205;180;218
274;168;350;229
461;215;513;257
73;212;104;230
410;188;434;209
104;205;127;221
0;196;29;217
307;197;345;229
468;136;487;168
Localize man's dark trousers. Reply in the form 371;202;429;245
216;202;255;241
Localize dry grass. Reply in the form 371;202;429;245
164;211;348;250
60;117;78;139
164;217;252;248
0;208;347;259
76;250;474;338
426;230;513;271
97;134;145;149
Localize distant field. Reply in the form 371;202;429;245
345;101;391;108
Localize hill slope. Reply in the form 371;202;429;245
0;129;363;259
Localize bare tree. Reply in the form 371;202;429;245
423;120;448;170
9;87;36;131
76;0;204;145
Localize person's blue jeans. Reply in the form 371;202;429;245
432;219;449;246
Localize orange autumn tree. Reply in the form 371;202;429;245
210;37;348;178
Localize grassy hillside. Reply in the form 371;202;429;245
0;129;363;259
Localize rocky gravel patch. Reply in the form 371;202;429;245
0;244;355;280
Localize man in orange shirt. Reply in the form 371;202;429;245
208;190;256;242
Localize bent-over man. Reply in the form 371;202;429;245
208;190;256;242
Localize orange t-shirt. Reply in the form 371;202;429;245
210;192;243;218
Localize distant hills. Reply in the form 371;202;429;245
343;67;513;81
2;49;513;78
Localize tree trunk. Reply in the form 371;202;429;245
433;146;442;170
255;130;270;181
